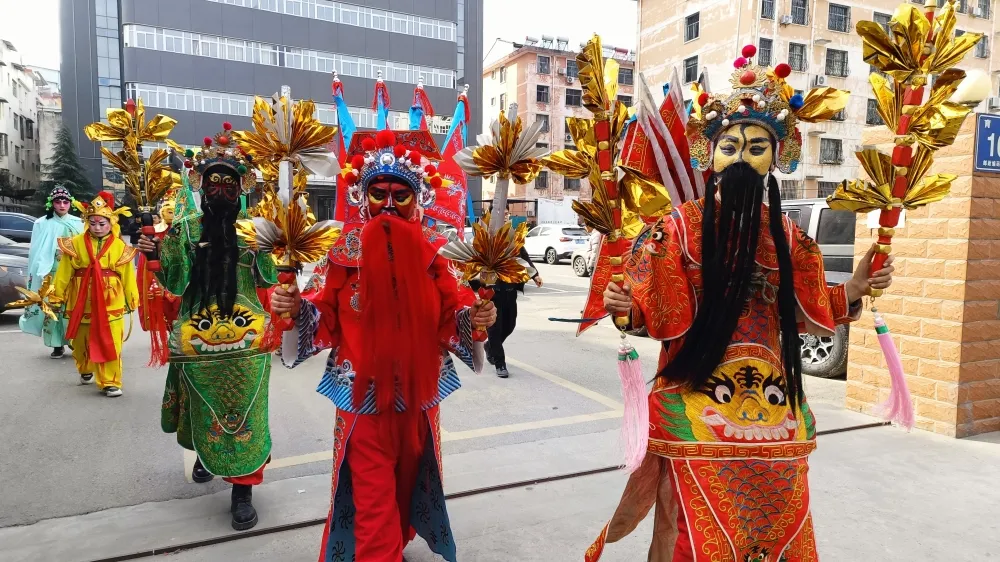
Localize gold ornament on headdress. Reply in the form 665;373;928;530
827;0;981;297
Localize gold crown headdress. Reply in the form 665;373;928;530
687;44;849;173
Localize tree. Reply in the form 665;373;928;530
35;125;96;211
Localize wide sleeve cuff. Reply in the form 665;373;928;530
446;306;480;372
830;283;863;324
281;300;322;368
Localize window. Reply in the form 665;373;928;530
788;43;806;72
825;49;849;77
566;60;579;78
536;114;550;133
536;142;549;148
499;66;506;83
978;0;990;17
832;109;846;121
537;55;551;74
684;56;698;83
163;29;184;53
618;68;634;85
14;145;20;164
564;177;581;190
618;94;633;107
955;29;965;38
685;13;700;41
780;179;803;199
791;0;808;24
975;35;989;58
816;209;856;245
762;0;775;19
758;38;773;67
564;117;574;142
566;88;582;107
874;12;892;34
958;0;968;12
490;97;495;106
500;93;506;111
535;170;549;190
820;138;843;164
537;85;550;104
817;181;840;197
828;4;851;32
866;99;884;125
134;25;156;49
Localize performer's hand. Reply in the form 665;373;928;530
604;282;632;314
471;300;497;328
533;275;543;287
136;235;157;253
849;244;895;301
271;283;302;319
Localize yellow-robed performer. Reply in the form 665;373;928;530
51;191;140;396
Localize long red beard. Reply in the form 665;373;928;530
356;214;442;414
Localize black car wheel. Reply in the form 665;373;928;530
800;324;849;378
572;256;590;277
545;248;559;265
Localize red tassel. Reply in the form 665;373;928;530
138;257;172;367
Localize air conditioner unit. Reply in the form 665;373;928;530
566;76;575;84
780;15;793;25
813;75;827;87
557;68;565;76
989;96;1000;110
973;6;985;16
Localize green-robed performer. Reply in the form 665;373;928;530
137;124;277;531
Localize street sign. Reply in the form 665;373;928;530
974;113;1000;173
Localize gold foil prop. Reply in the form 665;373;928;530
438;213;535;286
6;276;59;321
795;87;850;123
829;149;954;213
453;107;547;184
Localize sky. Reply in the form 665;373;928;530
0;0;638;71
0;0;60;69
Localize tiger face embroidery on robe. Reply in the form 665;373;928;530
179;303;265;356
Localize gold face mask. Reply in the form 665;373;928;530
712;124;775;176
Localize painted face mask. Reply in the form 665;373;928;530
202;167;242;203
712;123;775;176
367;178;418;220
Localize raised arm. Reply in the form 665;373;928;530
278;263;347;368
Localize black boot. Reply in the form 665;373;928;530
192;458;214;483
50;347;64;358
230;484;258;531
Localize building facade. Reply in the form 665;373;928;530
481;38;635;218
637;0;999;199
61;0;484;219
0;40;41;213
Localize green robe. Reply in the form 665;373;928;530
19;213;84;347
157;188;277;477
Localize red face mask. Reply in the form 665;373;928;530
203;168;241;203
367;179;417;220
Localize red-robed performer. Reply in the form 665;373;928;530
271;129;494;562
587;48;896;561
137;200;180;365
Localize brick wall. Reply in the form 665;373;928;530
847;118;1000;437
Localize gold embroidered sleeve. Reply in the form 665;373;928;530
56;237;78;260
115;246;139;268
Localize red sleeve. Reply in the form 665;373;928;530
306;264;349;349
788;219;840;335
430;255;462;346
627;216;697;340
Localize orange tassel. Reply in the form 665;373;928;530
139;257;172;367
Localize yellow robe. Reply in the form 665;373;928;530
52;233;139;388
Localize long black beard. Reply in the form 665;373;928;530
189;198;240;316
657;162;804;414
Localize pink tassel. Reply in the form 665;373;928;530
873;309;915;430
618;335;648;472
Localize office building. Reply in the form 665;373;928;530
61;0;484;219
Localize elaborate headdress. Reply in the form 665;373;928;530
75;191;132;226
687;44;849;174
45;186;75;210
183;122;257;193
339;129;447;216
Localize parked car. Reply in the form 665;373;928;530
523;224;589;264
0;234;30;258
0;212;36;243
781;198;858;379
0;252;29;312
571;246;593;277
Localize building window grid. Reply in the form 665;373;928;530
618;68;634;85
535;170;549;190
820;138;844;164
684;56;698;83
817;181;839;197
566;88;582;107
825;49;849;77
866;99;884;126
564;177;581;191
537;55;551;75
977;0;990;17
791;0;808;24
537;85;550;104
566;60;579;78
758;38;773;67
828;4;851;32
975;35;989;58
204;0;457;42
762;0;775;19
536;114;550;133
617;94;632;107
123;25;456;89
685;13;700;42
788;44;807;72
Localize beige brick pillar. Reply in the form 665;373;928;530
846;117;1000;438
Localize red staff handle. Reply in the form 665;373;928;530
593;117;629;328
275;269;297;331
473;287;495;342
140;212;161;272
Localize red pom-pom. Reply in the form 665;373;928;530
742;45;757;58
430;176;443;189
733;57;748;69
218;135;230;145
424;164;437;175
361;137;377;151
222;121;233;131
203;136;213;146
697;92;709;106
375;130;396;148
393;144;407;158
184;160;193;169
774;63;792;79
740;70;756;85
409;152;421;166
351;155;365;170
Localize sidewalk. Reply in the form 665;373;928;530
1;412;998;562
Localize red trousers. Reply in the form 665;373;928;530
347;411;430;562
223;465;265;486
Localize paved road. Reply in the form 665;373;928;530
0;262;847;529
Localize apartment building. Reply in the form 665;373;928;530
0;40;41;213
481;37;635;216
638;0;999;199
61;0;484;218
